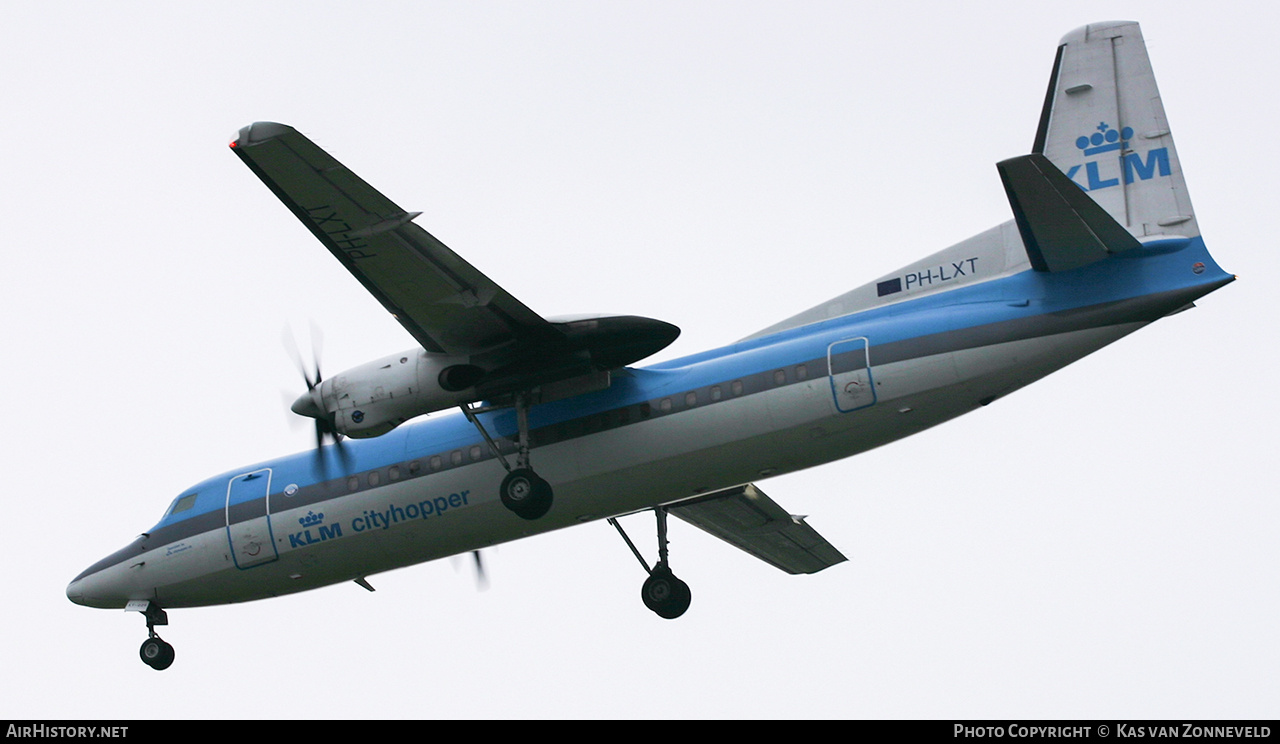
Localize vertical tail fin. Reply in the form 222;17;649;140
743;22;1219;343
1034;21;1198;239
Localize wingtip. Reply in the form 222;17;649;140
231;121;294;149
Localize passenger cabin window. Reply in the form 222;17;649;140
711;385;722;401
796;364;808;380
731;380;744;396
368;470;381;487
685;392;697;408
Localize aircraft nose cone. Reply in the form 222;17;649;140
68;555;135;609
66;569;129;609
66;578;85;605
65;571;111;608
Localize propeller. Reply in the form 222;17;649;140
452;549;490;591
286;325;485;586
471;550;489;591
283;325;349;470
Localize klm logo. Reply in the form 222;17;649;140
1064;122;1170;191
289;510;342;548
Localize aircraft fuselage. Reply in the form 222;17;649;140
67;235;1231;609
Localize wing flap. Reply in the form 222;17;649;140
232;122;558;356
668;484;847;575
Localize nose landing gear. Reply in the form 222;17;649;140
129;601;175;671
139;636;174;670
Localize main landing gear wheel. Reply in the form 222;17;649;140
461;393;554;520
610;507;694;619
139;637;175;670
500;468;553;520
641;565;692;619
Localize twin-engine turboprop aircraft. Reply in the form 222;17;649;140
68;21;1232;670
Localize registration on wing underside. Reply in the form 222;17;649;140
231;122;558;356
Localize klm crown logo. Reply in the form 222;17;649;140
1075;122;1134;156
299;510;325;528
1066;121;1170;192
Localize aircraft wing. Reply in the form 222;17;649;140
230;122;560;356
668;484;847;574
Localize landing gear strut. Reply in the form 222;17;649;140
462;392;553;520
610;507;692;619
135;602;175;671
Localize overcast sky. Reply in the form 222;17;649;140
3;1;1275;719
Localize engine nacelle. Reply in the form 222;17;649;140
291;349;483;438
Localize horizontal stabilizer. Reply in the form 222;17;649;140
668;484;846;575
998;153;1141;272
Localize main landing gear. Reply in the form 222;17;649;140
134;601;175;671
499;468;553;521
462;392;553;520
610;507;692;619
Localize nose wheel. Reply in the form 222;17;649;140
139;636;175;670
131;601;175;670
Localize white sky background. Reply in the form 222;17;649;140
2;0;1275;719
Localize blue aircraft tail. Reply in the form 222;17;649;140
746;20;1222;342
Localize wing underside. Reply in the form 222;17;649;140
668;484;847;575
231;122;558;357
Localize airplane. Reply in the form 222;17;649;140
68;21;1232;671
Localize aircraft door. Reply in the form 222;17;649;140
828;337;876;413
225;469;279;569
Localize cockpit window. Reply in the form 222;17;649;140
169;494;198;516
